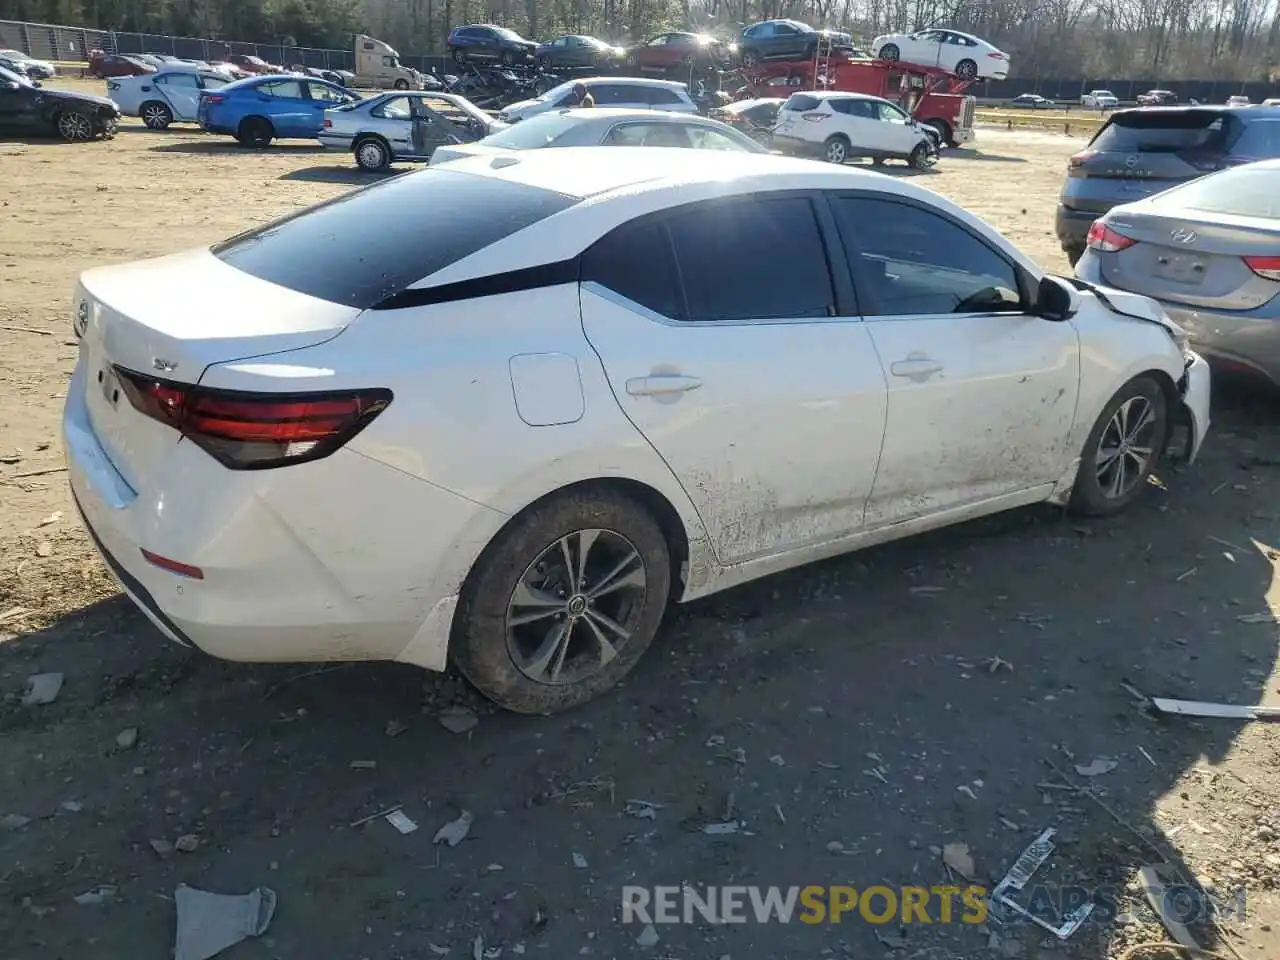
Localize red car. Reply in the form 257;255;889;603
228;54;281;74
625;32;732;72
88;51;155;78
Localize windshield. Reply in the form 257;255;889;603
1094;90;1115;97
1154;164;1280;219
482;112;583;148
497;28;525;41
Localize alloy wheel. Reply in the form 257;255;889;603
58;111;93;141
142;103;170;128
356;141;386;170
826;140;847;163
505;528;648;686
1095;395;1157;499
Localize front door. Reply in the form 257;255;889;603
580;193;889;565
835;98;896;153
828;193;1079;525
871;100;920;154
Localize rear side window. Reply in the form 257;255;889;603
1090;111;1233;153
783;93;821;112
582;220;685;319
259;79;303;98
212;169;577;309
667;197;834;321
1155;164;1280;219
643;86;684;106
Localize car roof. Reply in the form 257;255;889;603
545;107;715;122
406;147;1034;291
805;90;884;102
566;75;687;89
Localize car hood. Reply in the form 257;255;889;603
40;87;117;109
501;97;541;116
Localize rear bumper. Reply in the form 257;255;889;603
951;127;974;144
772;134;823;158
63;356;501;672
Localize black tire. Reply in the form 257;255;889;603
452;47;467;65
824;134;851;164
236;116;273;147
393;78;409;90
955;58;978;80
140;100;173;130
55;109;95;142
1069;376;1169;517
452;488;672;714
353;136;391;171
908;138;939;170
741;49;760;69
878;43;900;61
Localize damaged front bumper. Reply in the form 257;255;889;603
1174;350;1211;464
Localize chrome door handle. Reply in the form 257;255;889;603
890;357;944;379
626;374;703;397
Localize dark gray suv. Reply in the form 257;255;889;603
1055;105;1280;264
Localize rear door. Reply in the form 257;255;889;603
1063;109;1241;217
256;78;310;136
154;71;201;120
579;193;888;564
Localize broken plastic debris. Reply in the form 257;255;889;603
572;852;588;868
22;672;63;706
385;720;409;737
703;821;740;836
173;884;276;960
1;813;32;831
1138;864;1201;951
1073;758;1118;777
175;834;200;853
151;838;176;860
116;727;139;749
350;760;377;769
438;705;479;734
386;810;419;834
427;945;450;956
1152;697;1280;720
625;799;660;820
635;923;660;947
1236;612;1278;624
73;885;117;905
434;809;473;847
989;827;1093;939
61;800;84;812
39;511;62;526
942;842;976;880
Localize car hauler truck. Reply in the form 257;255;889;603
354;35;424;89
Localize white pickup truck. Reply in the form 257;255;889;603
1081;89;1119;109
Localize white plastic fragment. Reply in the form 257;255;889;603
22;672;64;706
434;810;473;847
1073;758;1118;777
386;810;419;834
173;884;277;960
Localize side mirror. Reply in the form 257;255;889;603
1036;275;1079;322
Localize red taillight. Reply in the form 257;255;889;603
1068;148;1097;168
114;368;392;470
1086;220;1137;253
323;118;332;127
1244;256;1280;281
203;94;224;104
140;549;204;580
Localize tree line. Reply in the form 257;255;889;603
6;0;1279;80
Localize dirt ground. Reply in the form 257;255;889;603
3;82;1280;960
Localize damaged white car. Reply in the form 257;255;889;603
63;148;1209;714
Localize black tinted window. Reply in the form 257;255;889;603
213;170;577;309
644;86;683;105
666;197;834;321
832;197;1022;316
1091;111;1233;153
582;220;684;318
783;93;820;112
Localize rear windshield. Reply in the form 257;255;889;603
783;93;821;112
1155;164;1280;219
483;112;582;148
1090;110;1230;153
212;169;577;308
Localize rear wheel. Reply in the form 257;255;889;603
1069;376;1169;516
452;489;671;715
741;49;761;68
140;100;172;129
393;78;409;90
955;58;978;80
236;116;274;147
56;110;95;142
353;136;391;171
878;43;900;61
908;138;939;170
824;134;850;164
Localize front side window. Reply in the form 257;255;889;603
875;101;909;123
260;79;303;99
373;96;412;120
831;196;1022;316
667;197;835;321
686;126;753;151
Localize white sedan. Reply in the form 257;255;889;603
107;67;231;128
872;27;1009;80
64;148;1209;715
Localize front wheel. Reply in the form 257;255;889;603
393;78;408;90
451;489;672;714
878;44;900;61
824;134;850;164
140;100;172;129
955;58;978;80
741;49;760;68
1069;376;1169;516
354;137;391;172
908;138;939;170
56;110;95;141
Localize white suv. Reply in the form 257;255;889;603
772;91;939;168
497;77;697;123
1081;89;1119;109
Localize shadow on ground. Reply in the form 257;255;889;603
148;141;330;156
278;165;396;185
2;383;1278;958
949;147;1030;163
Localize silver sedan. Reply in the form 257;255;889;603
319;90;505;171
428;107;768;166
1076;158;1280;387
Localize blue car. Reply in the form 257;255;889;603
198;74;361;146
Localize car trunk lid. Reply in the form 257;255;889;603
76;247;358;490
1098;208;1280;310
